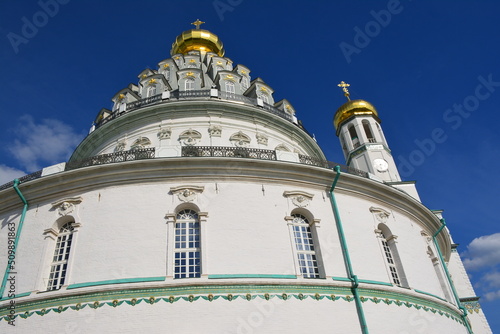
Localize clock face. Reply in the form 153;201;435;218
373;159;389;172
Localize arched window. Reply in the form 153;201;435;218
427;246;453;301
290;213;320;278
348;124;360;148
47;222;74;290
185;78;195;91
225;80;235;94
241;76;249;90
377;224;408;287
174;209;201;278
362;120;375;143
147;85;157;97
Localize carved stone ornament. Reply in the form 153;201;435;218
179;129;202;146
170;186;205;203
51;197;83;216
157;128;172;140
256;133;268;145
369;207;391;224
229;131;251;147
208;125;222;137
283;191;314;208
114;141;126;152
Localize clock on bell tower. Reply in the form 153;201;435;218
333;81;401;182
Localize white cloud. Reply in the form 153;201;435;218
8;115;84;172
0;164;26;184
462;233;500;271
483;290;500;302
482;271;500;288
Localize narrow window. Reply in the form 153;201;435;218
291;214;320;278
225;80;235;94
377;225;408;287
362;120;375;143
348;124;360;148
381;236;401;285
241;77;249;90
47;222;74;290
260;93;269;104
185;78;195;91
174;209;201;278
164;69;170;80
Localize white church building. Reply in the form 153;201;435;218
0;21;492;333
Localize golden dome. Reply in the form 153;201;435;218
333;99;379;131
171;29;225;56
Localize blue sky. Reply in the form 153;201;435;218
1;0;499;330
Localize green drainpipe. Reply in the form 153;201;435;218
329;166;369;334
433;219;473;334
0;179;28;299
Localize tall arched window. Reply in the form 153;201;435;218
47;222;74;290
174;209;201;278
362;120;375;143
348;124;359;148
290;213;320;278
225;80;235;94
377;224;408;287
185;78;195;91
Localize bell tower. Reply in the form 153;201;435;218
334;81;401;182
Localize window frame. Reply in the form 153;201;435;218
286;211;323;279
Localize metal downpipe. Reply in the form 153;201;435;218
0;179;29;299
329;166;369;334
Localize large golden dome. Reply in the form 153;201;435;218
170;28;225;56
333;99;379;131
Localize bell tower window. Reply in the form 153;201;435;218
362;120;375;143
348;124;360;148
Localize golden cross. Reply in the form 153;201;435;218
337;81;351;100
191;19;205;29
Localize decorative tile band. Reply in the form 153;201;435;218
0;284;465;326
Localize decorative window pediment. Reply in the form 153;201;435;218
179;129;202;146
130;137;151;150
51;197;83;217
170;185;205;203
283;191;314;208
230;131;250;147
370;206;391;224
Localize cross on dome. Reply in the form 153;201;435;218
338;81;351;101
191;19;205;29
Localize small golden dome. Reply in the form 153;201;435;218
333;99;379;131
171;29;225;56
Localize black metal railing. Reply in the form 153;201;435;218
182;146;277;161
126;94;162;111
65;148;155;171
298;154;369;178
97;90;296;129
0;170;43;191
